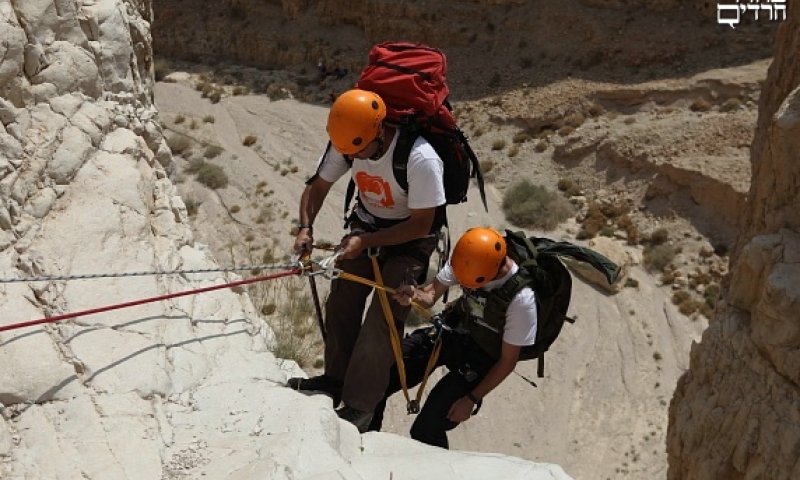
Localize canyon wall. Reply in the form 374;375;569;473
667;2;800;478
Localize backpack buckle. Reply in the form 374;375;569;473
407;399;420;414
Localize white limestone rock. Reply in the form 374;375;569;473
347;432;573;479
24;187;57;219
0;132;23;172
48;126;94;184
32;41;101;99
83;0;139;94
71;101;112;145
0;5;25;95
49;93;85;118
0;415;12;458
0;287;85;404
0;98;21;126
12;394;163;480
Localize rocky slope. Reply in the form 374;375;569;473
0;1;568;478
667;2;800;479
152;0;774;99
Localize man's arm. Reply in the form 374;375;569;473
294;176;334;253
337;206;437;259
394;276;449;309
447;341;521;423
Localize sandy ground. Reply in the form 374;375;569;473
152;59;763;477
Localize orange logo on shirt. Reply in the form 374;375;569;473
355;171;395;208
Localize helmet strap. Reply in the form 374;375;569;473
368;125;391;160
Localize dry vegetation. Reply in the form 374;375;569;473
502;179;574;231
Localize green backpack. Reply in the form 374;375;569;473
461;230;621;378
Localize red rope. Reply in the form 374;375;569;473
0;268;301;333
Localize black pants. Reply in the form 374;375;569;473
370;327;496;448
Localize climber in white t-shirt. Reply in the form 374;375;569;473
287;89;446;433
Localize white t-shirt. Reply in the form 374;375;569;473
316;130;446;220
437;260;538;347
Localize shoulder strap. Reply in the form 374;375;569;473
456;127;488;212
391;127;415;191
342;153;355;224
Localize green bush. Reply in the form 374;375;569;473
502;180;574;230
643;244;677;272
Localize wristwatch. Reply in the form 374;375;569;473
298;224;313;234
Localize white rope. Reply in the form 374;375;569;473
0;263;299;284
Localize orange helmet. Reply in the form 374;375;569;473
326;89;386;155
450;227;507;289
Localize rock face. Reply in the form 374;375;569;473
0;1;568;478
151;0;773;97
667;3;800;479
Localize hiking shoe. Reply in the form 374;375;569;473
336;404;374;433
287;375;342;404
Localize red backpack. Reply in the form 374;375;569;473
342;42;487;228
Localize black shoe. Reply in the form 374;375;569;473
287;375;342;404
336;404;374;433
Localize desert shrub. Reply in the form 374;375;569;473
183;198;201;216
563;112;585;128
230;205;241;214
624;277;639;289
649;228;669;245
243;135;258;146
480;159;495;174
704;283;721;308
720;97;742;112
203;115;215;123
672;290;691;305
191;161;228;189
617;214;640;245
678;299;702;316
508;145;520;158
233;86;248;96
558;125;575;136
473;127;485;137
587;103;605;116
154;58;172;81
577;202;607;239
204;144;223;158
502;180;574;230
513;131;532;144
624;117;636;125
166;134;192;154
643;244;677;272
690;98;712;112
174;114;186;124
557;178;582;197
491;139;506;151
535;141;548;152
